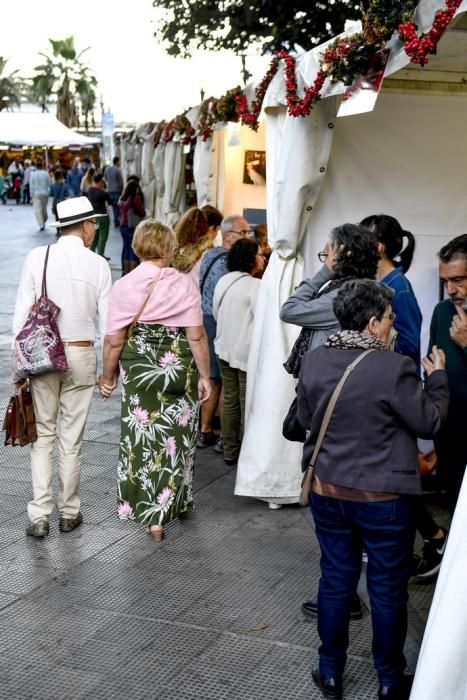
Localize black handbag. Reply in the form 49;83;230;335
282;396;306;442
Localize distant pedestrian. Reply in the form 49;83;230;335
88;173;112;258
80;166;95;196
13;197;111;538
104;156;124;226
50;170;69;232
66;158;82;197
30;160;50;231
22;159;33;204
118;179;145;274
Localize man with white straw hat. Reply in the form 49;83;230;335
13;197;112;538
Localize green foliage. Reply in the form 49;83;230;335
152;0;363;57
0;57;22;111
31;36;98;130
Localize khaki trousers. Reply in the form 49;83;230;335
28;346;97;523
32;195;48;228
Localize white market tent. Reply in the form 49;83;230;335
0;111;100;146
232;3;467;699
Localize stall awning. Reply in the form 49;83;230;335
0;111;100;147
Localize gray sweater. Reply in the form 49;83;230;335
280;265;339;350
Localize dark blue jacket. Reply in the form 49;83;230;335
381;267;422;371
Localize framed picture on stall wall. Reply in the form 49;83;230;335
243;150;266;185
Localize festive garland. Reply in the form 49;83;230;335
399;0;462;66
236;0;461;130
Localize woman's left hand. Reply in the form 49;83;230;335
98;374;118;400
198;377;211;404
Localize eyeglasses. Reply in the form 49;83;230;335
318;251;328;263
381;312;396;322
227;229;251;237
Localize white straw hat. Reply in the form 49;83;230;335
55;196;107;228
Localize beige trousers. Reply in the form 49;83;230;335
28;346;97;523
32;195;48;228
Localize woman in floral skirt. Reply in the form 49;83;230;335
98;219;210;541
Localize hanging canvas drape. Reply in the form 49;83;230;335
152;143;165;223
235;97;338;502
162;141;186;227
141;125;157;217
193;130;223;208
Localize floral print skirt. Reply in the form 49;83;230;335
117;323;199;527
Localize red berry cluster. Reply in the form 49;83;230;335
399;0;461;65
276;50;326;117
235;55;281;131
181;125;196;145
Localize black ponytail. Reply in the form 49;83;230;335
360;214;415;274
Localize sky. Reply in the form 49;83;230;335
2;0;269;125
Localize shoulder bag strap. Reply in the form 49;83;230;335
41;246;50;297
309;348;375;468
200;251;228;295
216;273;250;313
126;273;161;338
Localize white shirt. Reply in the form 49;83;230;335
13;236;112;341
30;169;50;198
212;271;260;372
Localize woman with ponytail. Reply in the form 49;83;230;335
361;214;422;369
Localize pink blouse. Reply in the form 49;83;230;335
106;262;202;335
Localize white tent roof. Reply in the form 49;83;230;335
0;111;100;146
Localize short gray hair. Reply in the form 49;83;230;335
221;215;244;236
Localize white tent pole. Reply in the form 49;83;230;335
44;146;49;169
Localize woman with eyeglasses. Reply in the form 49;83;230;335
297;279;448;700
280;223;380;377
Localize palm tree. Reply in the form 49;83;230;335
31;37;98;131
0;57;22;111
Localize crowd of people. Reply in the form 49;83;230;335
9;184;467;699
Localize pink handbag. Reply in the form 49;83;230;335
14;246;69;380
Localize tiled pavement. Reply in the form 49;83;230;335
0;202;447;699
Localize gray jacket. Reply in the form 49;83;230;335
280;266;339;350
297;345;449;495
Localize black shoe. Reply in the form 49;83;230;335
378;674;414;699
312;668;343;699
302;594;363;621
213;436;224;454
224;457;238;466
26;519;49;538
59;511;83;533
196;431;217;448
416;527;448;581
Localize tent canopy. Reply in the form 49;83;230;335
0;111;100;147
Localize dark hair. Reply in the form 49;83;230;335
113;156;120;165
127;174;140;184
36;159;43;169
121;180;139;200
175;207;209;247
53;170;63;182
360;214;415;274
227;239;259;274
333;279;395;332
438;234;467;263
200;204;223;229
330;223;379;280
93;172;104;184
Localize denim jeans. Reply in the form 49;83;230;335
310;493;415;686
108;191;121;226
120;225;139;262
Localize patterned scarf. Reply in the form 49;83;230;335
324;329;387;351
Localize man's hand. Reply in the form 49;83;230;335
422;345;446;376
449;305;467;349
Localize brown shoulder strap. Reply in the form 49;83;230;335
309;348;375;468
41;246;50;297
127;273;161;338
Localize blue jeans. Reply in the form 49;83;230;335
108;191;121;226
120;225;139;262
310;493;415;686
